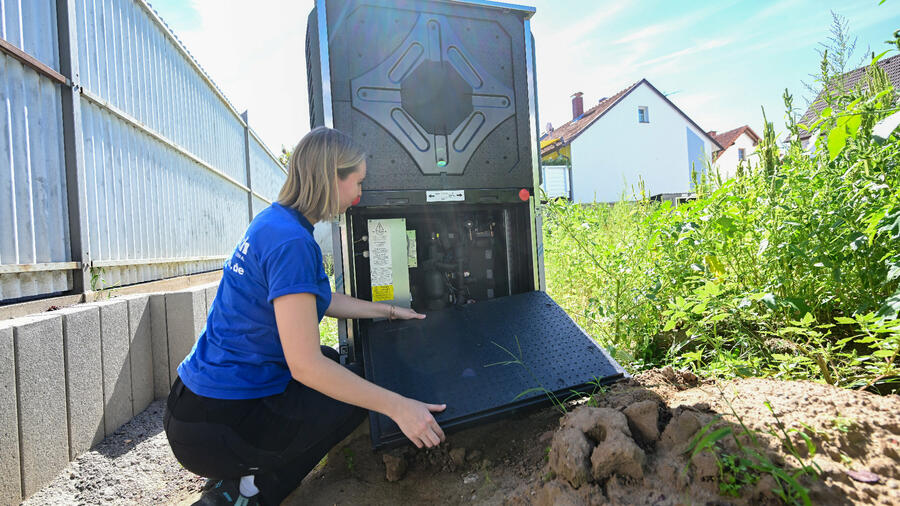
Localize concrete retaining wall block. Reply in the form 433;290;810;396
126;295;153;415
56;305;104;459
0;321;21;505
93;299;133;437
165;287;207;385
149;294;170;400
13;314;69;497
204;282;218;316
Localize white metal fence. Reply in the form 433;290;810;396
1;0;286;302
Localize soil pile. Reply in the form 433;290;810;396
507;368;900;505
290;368;900;505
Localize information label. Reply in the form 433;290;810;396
426;190;465;202
407;230;418;268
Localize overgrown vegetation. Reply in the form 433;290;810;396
543;47;900;392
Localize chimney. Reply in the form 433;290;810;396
571;92;584;120
545;122;554;132
708;130;717;137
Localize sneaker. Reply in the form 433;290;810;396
192;479;263;506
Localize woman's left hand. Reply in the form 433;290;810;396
390;305;426;320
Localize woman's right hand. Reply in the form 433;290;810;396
390;397;446;448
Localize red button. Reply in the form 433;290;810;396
518;189;530;201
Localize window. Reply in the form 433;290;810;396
738;148;746;160
638;106;649;123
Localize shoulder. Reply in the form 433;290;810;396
247;206;315;255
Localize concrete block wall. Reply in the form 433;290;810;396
128;295;154;417
0;281;217;504
0;321;22;505
14;315;69;498
165;287;209;385
56;305;104;459
97;299;133;437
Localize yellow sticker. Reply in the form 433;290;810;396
372;285;394;302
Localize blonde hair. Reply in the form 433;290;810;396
278;127;366;223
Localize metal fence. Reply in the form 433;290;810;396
1;0;287;302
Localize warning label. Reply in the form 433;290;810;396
369;221;393;287
372;285;394;302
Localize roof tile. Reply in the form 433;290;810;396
797;53;900;139
541;81;641;156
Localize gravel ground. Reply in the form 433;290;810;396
23;400;201;506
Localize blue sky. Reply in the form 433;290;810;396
150;0;898;153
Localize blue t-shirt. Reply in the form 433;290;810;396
178;203;333;399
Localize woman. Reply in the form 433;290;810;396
164;127;446;506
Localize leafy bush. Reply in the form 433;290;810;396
543;56;900;391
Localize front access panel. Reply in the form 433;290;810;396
361;291;627;449
308;0;535;193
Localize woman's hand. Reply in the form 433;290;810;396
389;305;426;321
389;397;446;448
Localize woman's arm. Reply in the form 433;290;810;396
326;291;425;320
274;292;443;448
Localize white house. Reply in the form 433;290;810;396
540;79;721;203
709;125;760;181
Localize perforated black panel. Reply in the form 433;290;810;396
361;291;627;449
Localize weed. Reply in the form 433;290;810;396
685;389;823;505
485;338;608;414
717;452;760;497
485;336;568;414
89;266;121;299
839;453;854;467
342;447;355;473
830;414;855;433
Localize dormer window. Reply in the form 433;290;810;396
638;106;649;123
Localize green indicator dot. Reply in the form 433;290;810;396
437;160;447;167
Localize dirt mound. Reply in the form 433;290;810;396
507;367;900;505
288;367;899;505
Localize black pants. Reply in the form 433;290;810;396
164;346;367;505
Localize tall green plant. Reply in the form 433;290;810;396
543;48;900;390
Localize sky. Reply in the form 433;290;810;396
149;0;899;155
